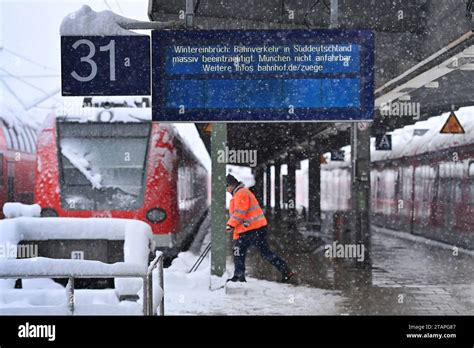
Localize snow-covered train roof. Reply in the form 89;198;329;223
372;106;474;161
323;105;474;168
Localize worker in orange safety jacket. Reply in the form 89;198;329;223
226;174;296;283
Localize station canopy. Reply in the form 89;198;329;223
149;0;473;165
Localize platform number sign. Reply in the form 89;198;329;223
376;134;392;151
61;36;151;96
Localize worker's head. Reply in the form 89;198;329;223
226;174;239;193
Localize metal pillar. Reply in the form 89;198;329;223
287;155;297;231
308;154;321;227
265;166;272;210
350;123;371;271
185;0;194;28
274;163;281;219
211;123;227;277
253;167;264;204
330;0;339;29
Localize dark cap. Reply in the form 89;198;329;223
226;174;239;187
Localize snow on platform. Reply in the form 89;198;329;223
0;250;344;315
164;252;344;315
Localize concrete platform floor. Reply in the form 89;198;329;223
244;220;474;315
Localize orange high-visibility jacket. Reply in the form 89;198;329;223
227;185;267;240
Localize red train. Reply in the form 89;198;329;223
321;108;474;250
370;143;474;250
0;117;37;217
34;112;209;256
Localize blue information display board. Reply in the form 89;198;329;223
152;29;374;122
61;36;150;96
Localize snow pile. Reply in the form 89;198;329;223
60;5;143;36
3;203;41;219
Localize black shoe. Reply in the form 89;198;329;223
281;271;296;283
226;275;246;283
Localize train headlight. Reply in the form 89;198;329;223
41;208;58;217
146;208;167;223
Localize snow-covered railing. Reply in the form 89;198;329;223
0;252;164;316
0;216;163;315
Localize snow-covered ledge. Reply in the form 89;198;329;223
60;4;183;36
0;217;153;294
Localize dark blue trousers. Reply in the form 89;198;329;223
233;226;290;278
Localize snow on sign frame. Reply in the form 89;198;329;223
152;29;374;122
61;36;151;96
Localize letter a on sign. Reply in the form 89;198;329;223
375;134;392;150
440;112;465;134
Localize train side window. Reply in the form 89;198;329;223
469;163;474;204
453;179;462;203
469;162;474;178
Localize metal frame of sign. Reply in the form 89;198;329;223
152;29;374;122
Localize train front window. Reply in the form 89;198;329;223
57;123;150;210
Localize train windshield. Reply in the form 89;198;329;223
57;122;150;210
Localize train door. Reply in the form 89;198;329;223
0;154;4;207
409;164;417;234
468;162;474;231
440;177;454;233
7;161;15;202
430;165;442;227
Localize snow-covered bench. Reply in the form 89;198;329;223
0;217;164;315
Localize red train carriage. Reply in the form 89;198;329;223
0;117;37;217
371;145;474;250
34;114;209;258
321;108;474;250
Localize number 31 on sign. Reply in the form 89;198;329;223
61;35;150;96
